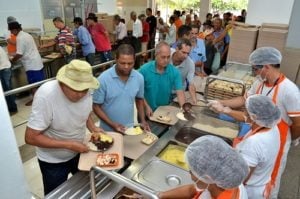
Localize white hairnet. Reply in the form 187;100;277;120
7;16;16;24
185;135;249;189
249;47;282;65
246;94;281;128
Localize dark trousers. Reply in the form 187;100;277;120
85;53;95;66
38;154;80;195
99;50;113;63
0;68;17;112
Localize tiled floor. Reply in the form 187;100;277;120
11;95;300;199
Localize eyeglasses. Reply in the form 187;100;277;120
252;65;264;71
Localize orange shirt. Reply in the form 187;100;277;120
194;188;240;199
7;34;17;55
174;18;183;30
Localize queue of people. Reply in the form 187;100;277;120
2;8;300;199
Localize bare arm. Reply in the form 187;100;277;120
86;112;104;133
188;83;197;105
290;117;300;140
39;40;56;48
136;98;150;131
176;90;186;108
144;99;153;118
219;96;246;109
93;103;125;133
25;126;88;153
158;184;196;199
11;54;22;62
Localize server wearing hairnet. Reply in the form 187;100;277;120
159;135;249;199
234;95;281;199
207;47;300;198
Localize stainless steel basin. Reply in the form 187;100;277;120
132;157;193;192
175;126;233;145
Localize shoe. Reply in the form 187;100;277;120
25;100;33;106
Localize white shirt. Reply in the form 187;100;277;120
115;22;127;40
236;126;280;199
27;80;93;163
132;19;143;38
165;24;176;45
0;47;11;70
16;31;43;71
198;185;248;199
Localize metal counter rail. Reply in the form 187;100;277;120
90;166;159;199
4;49;155;97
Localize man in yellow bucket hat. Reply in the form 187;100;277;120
25;59;102;195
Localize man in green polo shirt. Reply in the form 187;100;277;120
139;41;185;117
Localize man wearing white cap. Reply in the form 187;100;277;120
25;60;102;195
208;47;300;198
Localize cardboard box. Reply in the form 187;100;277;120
256;28;288;53
261;23;289;30
281;47;300;84
227;27;258;64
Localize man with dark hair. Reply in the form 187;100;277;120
146;8;157;50
40;17;76;63
9;21;45;106
86;13;112;63
171;24;192;48
93;44;149;133
73;17;95;65
171;38;197;104
113;14;127;42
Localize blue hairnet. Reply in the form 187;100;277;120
249;47;282;65
246;94;281;128
185;135;249;189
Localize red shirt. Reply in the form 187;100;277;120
141;21;150;42
88;23;111;52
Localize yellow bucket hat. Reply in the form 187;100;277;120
56;59;99;91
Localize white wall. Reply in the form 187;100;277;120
97;0;117;14
286;0;300;48
0;0;43;37
0;85;32;198
246;0;294;25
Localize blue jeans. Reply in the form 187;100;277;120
0;68;17;112
99;50;113;63
38;154;80;195
85;53;95;66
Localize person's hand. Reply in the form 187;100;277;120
145;105;153;118
111;123;126;134
68;141;89;153
92;127;104;133
141;121;151;132
207;100;232;113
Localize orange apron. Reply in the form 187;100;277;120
237;74;289;199
7;34;17;55
193;188;240;199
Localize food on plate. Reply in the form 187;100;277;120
89;133;114;151
142;133;158;145
125;126;143;135
156;115;171;122
96;153;119;167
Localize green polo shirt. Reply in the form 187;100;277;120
139;60;183;111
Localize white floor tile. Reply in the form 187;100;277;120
14;124;27;146
23;157;44;199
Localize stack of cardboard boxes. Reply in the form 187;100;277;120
256;23;289;54
95;13;116;44
227;26;259;64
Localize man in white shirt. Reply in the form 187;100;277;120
9;21;45;105
130;11;143;39
0;46;17;114
113;14;127;42
25;60;101;195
